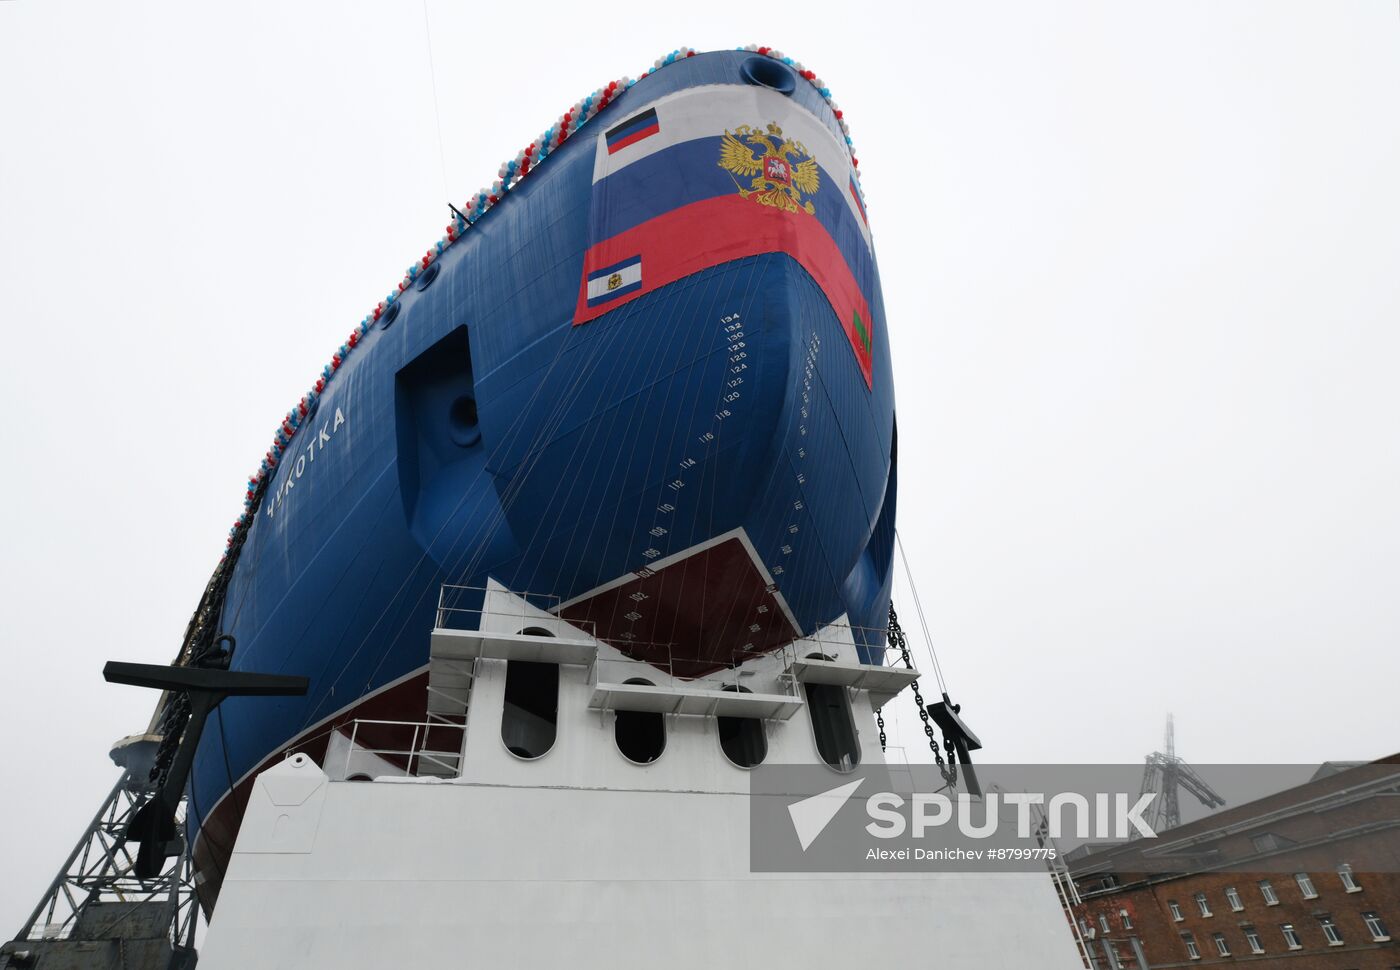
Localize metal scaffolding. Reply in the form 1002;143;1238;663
0;765;199;970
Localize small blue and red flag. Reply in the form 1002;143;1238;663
585;255;644;307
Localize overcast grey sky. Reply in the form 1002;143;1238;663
2;0;1397;934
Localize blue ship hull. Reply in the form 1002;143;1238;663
190;49;897;900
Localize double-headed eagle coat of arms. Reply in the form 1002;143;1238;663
718;122;820;215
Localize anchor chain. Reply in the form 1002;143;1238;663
886;603;957;786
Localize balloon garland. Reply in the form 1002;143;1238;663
222;45;863;558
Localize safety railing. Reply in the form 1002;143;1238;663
434;585;899;664
340;718;466;780
435;584;597;641
584;622;915;707
435;585;905;679
589;620;901;677
797;620;902;661
588;647;797;694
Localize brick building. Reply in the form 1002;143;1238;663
1064;757;1400;968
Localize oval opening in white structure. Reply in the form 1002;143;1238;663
501;660;559;760
803;653;860;771
718;684;767;768
614;678;665;764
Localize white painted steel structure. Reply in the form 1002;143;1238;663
198;583;1084;969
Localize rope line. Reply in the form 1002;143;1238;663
420;0;451;203
894;528;948;695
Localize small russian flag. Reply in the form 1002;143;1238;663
605;108;660;155
848;174;867;225
585;255;643;307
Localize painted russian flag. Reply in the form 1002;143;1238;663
605;108;660;155
848;174;867;226
576;86;876;388
585;255;643;307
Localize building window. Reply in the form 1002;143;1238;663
1318;915;1344;946
1243;926;1264;954
1195;892;1212;917
1079;918;1090;937
1339;863;1361;892
500;660;558;759
1362;911;1390;942
1295;872;1317;899
1225;886;1243;911
1212;933;1230;957
1280;923;1302;950
717;685;767;768
1259;879;1279;905
1100;914;1111;935
1120;909;1132;930
613;679;665;764
1181;932;1200;959
1252;832;1282;852
804;660;860;771
1169;900;1183;921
